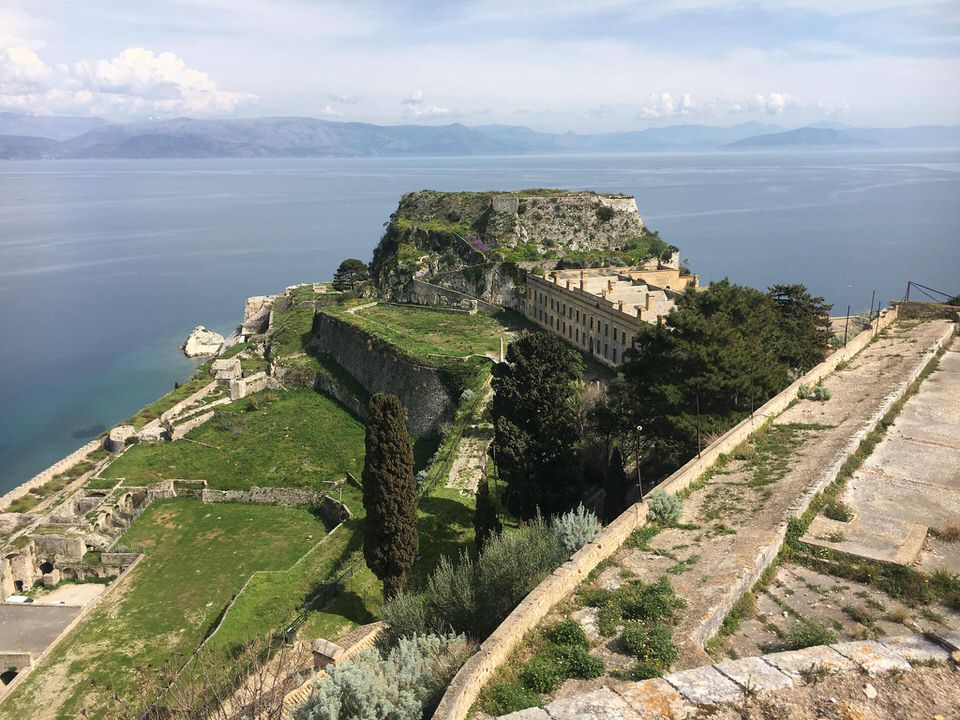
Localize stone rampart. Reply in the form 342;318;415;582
100;552;141;567
409;279;501;313
433;306;904;720
200;487;350;522
314;373;367;419
312;311;455;436
228;371;274;401
158;381;218;424
0;438;102;513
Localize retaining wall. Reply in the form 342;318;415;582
200;487;350;522
0;438;102;513
432;306;906;720
312;311;455;436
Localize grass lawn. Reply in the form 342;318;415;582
330;304;526;361
102;390;366;490
0;500;330;720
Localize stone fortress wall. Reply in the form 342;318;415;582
310;311;456;436
432;305;908;720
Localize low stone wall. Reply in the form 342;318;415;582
228;371;273;401
0;438;102;512
409;279;501;314
171;410;216;440
314;373;367;419
158;381;218;424
432;306;904;720
312;311;455;436
200;487;351;522
100;552;141;567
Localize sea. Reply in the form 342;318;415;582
1;149;958;495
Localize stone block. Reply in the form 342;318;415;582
498;708;549;720
543;688;641;720
937;628;960;649
664;665;743;705
879;635;951;664
612;678;694;719
714;656;793;693
830;641;912;675
762;646;857;679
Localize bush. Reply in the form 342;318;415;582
380;592;428;649
543;619;588;648
797;383;811;400
783;618;837;650
549;644;603;679
812;384;832;402
596;205;616;223
620;621;677;671
553;503;600;554
474;520;563;636
620;577;685;623
633;660;662;679
480;680;541;716
426;553;477;636
295;633;469;720
519;653;562;693
646;490;682;526
823;499;853;522
459;389;475;403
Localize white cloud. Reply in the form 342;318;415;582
399;89;449;118
319;103;343;117
327;93;360;104
0;46;257;118
750;92;795;114
641;92;695;118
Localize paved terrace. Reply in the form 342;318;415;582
815;335;960;572
526;319;953;706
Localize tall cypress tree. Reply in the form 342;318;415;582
362;393;419;599
474;474;501;551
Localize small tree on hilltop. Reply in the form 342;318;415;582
332;258;370;292
362;393;419;599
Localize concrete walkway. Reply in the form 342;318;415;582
838;336;960;572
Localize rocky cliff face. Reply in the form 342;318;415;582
371;190;671;307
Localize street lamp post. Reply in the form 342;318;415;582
636;424;644;505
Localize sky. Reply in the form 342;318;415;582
1;0;959;132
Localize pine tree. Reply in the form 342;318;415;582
473;474;501;551
332;258;370;292
362;393;419;599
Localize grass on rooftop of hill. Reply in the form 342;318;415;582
328;304;525;361
102;390;367;490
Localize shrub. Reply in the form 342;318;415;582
633;661;662;680
426;553;477;636
474;520;563;636
294;633;469;720
553;503;600;554
812;384;832;402
620;578;685;623
797;383;811;400
459;389;475;403
549;644;603;679
543;619;588;648
620;621;677;671
596;205;616;223
480;680;541;716
380;592;427;648
519;653;562;693
646;490;682;526
783;618;837;650
823;499;853;522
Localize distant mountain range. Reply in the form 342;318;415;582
1;112;958;160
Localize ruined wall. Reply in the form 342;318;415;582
228;371;275;401
311;312;455;436
200;487;350;522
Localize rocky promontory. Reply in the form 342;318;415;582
181;325;224;357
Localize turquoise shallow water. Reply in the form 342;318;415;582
1;150;958;494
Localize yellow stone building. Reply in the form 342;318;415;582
523;262;699;366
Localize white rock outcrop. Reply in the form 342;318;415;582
181;326;224;357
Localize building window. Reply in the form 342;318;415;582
576;309;580;322
575;328;579;342
604;322;609;338
613;328;618;342
604;343;609;358
612;348;617;363
590;317;594;330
